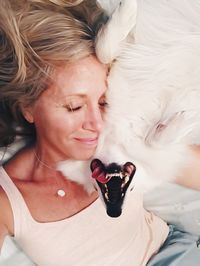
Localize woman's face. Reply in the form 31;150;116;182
28;55;108;161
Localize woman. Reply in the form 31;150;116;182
0;0;168;265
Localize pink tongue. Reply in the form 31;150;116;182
92;167;107;184
96;173;108;184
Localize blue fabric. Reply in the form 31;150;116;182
147;225;200;266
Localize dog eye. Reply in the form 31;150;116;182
98;97;109;109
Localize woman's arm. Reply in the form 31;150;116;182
175;145;200;190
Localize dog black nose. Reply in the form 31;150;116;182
106;207;122;218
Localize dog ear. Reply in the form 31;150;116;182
123;162;136;177
96;0;137;63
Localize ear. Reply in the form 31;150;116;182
96;0;137;63
21;106;34;123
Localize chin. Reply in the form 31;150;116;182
75;153;94;161
71;150;96;161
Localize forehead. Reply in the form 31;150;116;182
44;55;108;101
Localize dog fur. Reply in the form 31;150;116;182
58;0;200;194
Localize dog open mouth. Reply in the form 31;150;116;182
90;159;136;217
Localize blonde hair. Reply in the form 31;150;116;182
0;0;108;146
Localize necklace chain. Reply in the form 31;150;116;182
33;150;57;171
33;150;66;197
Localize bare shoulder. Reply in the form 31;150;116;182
0;146;33;245
0;186;14;249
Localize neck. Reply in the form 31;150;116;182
33;142;68;168
34;149;57;171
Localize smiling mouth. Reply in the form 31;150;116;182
90;159;136;217
74;137;98;145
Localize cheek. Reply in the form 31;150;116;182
55;117;81;135
42;111;85;136
33;100;86;137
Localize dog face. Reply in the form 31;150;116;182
90;159;136;217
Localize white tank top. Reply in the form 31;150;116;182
0;167;168;266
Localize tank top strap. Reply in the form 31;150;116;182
0;166;32;237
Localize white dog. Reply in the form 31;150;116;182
58;0;200;203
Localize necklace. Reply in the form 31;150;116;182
33;150;66;197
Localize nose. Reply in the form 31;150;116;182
82;105;104;132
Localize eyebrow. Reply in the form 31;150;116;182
64;94;86;99
55;92;104;104
55;94;86;103
62;91;107;100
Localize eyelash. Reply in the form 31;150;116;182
66;105;82;112
65;101;108;112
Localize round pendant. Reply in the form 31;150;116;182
57;189;66;197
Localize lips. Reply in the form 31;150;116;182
74;137;98;145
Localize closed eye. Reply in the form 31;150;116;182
65;105;83;112
65;100;108;112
